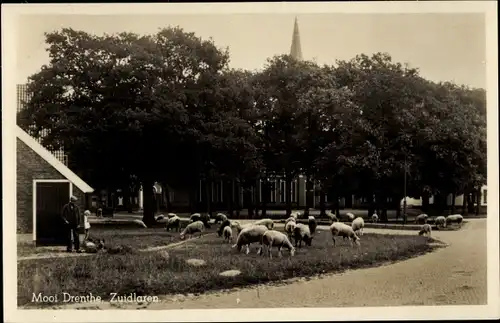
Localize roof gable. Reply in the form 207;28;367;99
16;126;94;193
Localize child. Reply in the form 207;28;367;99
83;210;91;241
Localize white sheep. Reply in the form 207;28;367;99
346;212;355;222
293;219;316;248
414;213;429;224
351;217;365;236
232;224;269;255
291;211;301;219
230;220;251;235
371;213;379;223
418;223;432;237
434;215;446;229
326;211;339;223
132;219;148;228
445;214;464;227
155;214;165;222
254;218;275;230
222;226;233;243
167;213;177;218
330;222;360;247
189;213;201;222
165;215;181;232
215;213;228;224
259;230;296;258
217;219;232;237
284;220;297;241
180;221;205;240
284;216;297;225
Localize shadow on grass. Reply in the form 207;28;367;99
18;228;443;307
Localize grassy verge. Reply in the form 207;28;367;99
18;229;441;307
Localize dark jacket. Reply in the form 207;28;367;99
62;202;81;227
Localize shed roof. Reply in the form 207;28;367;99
16;126;94;193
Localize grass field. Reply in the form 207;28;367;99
18;226;441;307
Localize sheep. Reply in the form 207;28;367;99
290;211;301;219
214;213;228;224
165;215;181;232
259;230;296;258
445;214;464;227
190;213;211;229
351;217;365;236
230;221;251;235
254;218;274;230
167;213;177;218
232;224;269;255
180;221;205;240
284;220;297;242
217;219;232;237
189;213;201;222
434;215;446;229
155;214;165;222
418;223;432;237
330;222;360;247
414;213;429;224
293;216;317;248
82;238;105;253
284;216;297;225
326;211;339;223
371;213;379;223
222;226;233;243
346;212;355;222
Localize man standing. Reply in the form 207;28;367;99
62;195;82;253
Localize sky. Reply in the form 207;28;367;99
16;13;486;89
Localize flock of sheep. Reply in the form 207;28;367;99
159;211;371;258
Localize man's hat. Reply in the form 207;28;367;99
70;195;78;202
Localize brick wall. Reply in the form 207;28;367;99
16;139;85;233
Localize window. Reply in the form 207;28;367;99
269;180;277;203
211;182;223;203
483;189;487;204
291;180;297;203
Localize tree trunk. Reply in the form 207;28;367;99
394;195;401;223
246;185;254;218
285;173;292;217
188;179;197;214
381;195;388;222
141;180;156;226
367;193;374;218
450;193;456;214
260;179;268;218
304;176;314;217
235;179;241;218
228;179;234;217
335;196;341;217
254;179;261;218
467;191;475;214
475;188;481;216
462;188;468;216
124;185;133;213
205;178;212;217
422;191;430;214
319;184;326;217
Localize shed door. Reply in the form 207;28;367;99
36;182;70;246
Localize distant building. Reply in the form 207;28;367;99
16;84;68;166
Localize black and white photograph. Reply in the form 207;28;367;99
2;2;499;322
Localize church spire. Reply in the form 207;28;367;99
289;17;303;60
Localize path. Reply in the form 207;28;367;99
53;219;487;309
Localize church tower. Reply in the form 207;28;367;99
289;17;303;60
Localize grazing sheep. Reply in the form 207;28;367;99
330;222;360;247
254;218;274;230
351;217;365;236
285;216;297;225
434;216;446;229
326;211;339;223
180;221;205;240
214;213;228;224
414;213;429;224
167;213;177;218
445;214;464;227
132;219;148;228
155;214;165;222
217;219;232;237
232;225;269;255
284;220;297;242
165;215;181;232
230;221;251;235
290;211;301;219
189;213;201;222
82;238;105;253
293;218;316;248
371;213;379;223
222;226;233;243
346;212;355;222
259;230;296;258
418;223;432;237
